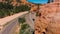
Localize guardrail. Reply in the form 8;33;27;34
0;11;28;34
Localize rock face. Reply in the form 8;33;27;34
35;0;60;34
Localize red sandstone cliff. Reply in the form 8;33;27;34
35;0;60;34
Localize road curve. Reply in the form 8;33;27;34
25;12;36;29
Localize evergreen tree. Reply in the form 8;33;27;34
51;0;53;2
47;0;53;3
47;0;50;3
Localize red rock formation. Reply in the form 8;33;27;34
35;0;60;34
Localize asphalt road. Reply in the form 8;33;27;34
2;19;17;34
25;12;36;29
0;12;35;34
0;12;28;34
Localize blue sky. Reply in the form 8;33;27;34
27;0;48;4
39;0;48;4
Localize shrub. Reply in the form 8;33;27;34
19;24;30;34
0;2;31;18
19;17;26;24
16;5;31;12
0;10;5;18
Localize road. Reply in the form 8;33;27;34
0;12;35;34
1;19;17;34
25;12;36;29
0;12;28;34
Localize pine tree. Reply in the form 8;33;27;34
47;0;50;3
48;0;53;3
51;0;53;2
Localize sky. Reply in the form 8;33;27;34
27;0;48;4
39;0;48;4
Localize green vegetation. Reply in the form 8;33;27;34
19;17;34;34
19;23;33;34
16;5;30;12
0;2;31;18
19;17;26;24
19;24;30;34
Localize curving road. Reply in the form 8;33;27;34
0;11;35;34
1;19;18;34
0;12;28;34
25;12;36;29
